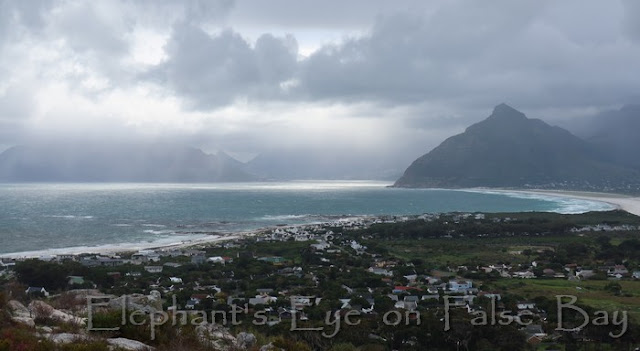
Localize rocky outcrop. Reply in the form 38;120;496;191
194;324;258;350
29;300;86;326
260;343;284;351
47;333;90;344
107;337;155;350
236;332;257;349
196;323;237;350
108;294;162;314
7;300;34;327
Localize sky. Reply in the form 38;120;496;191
0;0;639;164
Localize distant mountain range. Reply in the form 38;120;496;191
571;105;640;170
0;143;254;182
2;103;638;189
394;104;640;193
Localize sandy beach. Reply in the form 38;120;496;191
495;189;640;217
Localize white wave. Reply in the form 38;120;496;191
142;223;167;228
44;215;94;219
259;214;313;221
143;229;173;235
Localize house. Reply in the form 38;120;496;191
191;255;206;265
449;279;473;292
576;270;595;280
144;266;163;273
610;265;629;276
447;295;475;306
25;287;49;297
478;292;502;301
310;241;330;251
80;257;124;267
56;254;76;262
207;256;226;264
395;300;418;311
513;271;536;279
107;272;122;280
0;260;16;270
290;296;316;309
164;262;182;268
190;294;209;304
169;277;183;284
131;250;160;263
404;274;418;283
392;286;411;294
368;267;393;277
250;295;277;306
339;299;352;309
67;276;85;285
404;296;419;303
185;299;198;309
633;271;640;279
421;295;440;301
183;249;206;257
258;256;286;265
517;301;536;310
522;324;547;339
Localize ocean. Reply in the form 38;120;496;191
0;181;615;256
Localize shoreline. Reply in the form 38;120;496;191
0;233;248;259
484;189;640;217
3;188;639;259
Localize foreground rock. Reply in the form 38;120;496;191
107;338;155;350
7;300;35;327
196;323;237;350
108;294;162;314
236;332;257;349
29;300;86;326
47;333;90;344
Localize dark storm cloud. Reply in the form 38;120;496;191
297;2;640;110
151;1;640;113
149;23;298;109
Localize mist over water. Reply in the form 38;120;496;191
0;181;614;255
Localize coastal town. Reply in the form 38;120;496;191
2;210;640;350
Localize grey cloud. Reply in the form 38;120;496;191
149;23;297;109
0;87;34;121
0;86;34;144
0;0;54;43
296;2;640;111
228;0;428;29
54;2;131;55
623;0;640;42
153;1;640;115
185;0;235;25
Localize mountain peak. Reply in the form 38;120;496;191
393;105;640;190
489;103;527;120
